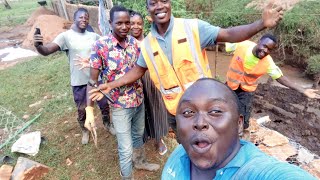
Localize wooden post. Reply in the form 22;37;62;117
215;44;219;78
3;0;11;9
105;0;113;9
60;0;69;21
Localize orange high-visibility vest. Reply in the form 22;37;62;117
140;18;212;115
226;40;271;92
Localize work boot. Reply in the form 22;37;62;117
81;130;89;145
120;171;134;180
104;122;116;135
133;146;160;171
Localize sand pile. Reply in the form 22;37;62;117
22;15;70;49
25;7;57;26
0;7;62;49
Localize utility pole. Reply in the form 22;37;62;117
60;0;69;20
105;0;113;9
4;0;12;9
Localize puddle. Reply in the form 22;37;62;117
0;38;19;44
0;47;38;62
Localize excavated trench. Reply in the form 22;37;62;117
252;84;320;155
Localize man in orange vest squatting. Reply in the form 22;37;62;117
88;0;285;141
225;34;320;131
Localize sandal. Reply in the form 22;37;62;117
158;139;168;156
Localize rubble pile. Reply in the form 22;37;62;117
247;118;320;178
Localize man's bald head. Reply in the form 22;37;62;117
176;78;243;170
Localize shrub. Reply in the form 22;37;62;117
306;55;320;75
274;1;320;67
185;0;258;28
113;0;189;34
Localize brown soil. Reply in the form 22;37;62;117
22;15;70;49
0;7;57;48
253;84;320;155
0;7;70;70
25;7;56;26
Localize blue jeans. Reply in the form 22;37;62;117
111;103;145;177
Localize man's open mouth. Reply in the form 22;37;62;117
191;136;212;154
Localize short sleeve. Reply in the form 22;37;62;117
225;42;238;53
53;32;67;51
89;40;103;70
136;53;148;68
198;19;220;49
266;57;283;80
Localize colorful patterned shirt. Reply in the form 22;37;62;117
90;34;143;108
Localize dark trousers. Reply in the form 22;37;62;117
72;85;110;131
234;87;254;129
167;112;180;143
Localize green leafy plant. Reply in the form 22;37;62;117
113;0;190;34
274;1;320;67
306;55;320;75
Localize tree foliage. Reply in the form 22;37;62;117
113;0;189;34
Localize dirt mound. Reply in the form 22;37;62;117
25;7;56;26
253;83;320;155
22;15;70;49
0;7;59;49
247;0;301;11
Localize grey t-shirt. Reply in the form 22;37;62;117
53;29;100;86
137;17;220;68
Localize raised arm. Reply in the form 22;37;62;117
89;65;147;101
107;65;147;89
276;76;320;99
34;33;60;56
217;1;284;43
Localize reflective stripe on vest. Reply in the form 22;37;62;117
229;67;260;80
226;40;270;92
227;76;258;86
143;37;182;95
143;19;207;95
142;18;212;115
183;20;206;78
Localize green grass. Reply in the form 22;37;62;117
0;53;71;117
0;0;41;27
0;1;171;178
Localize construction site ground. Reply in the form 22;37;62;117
0;5;319;179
